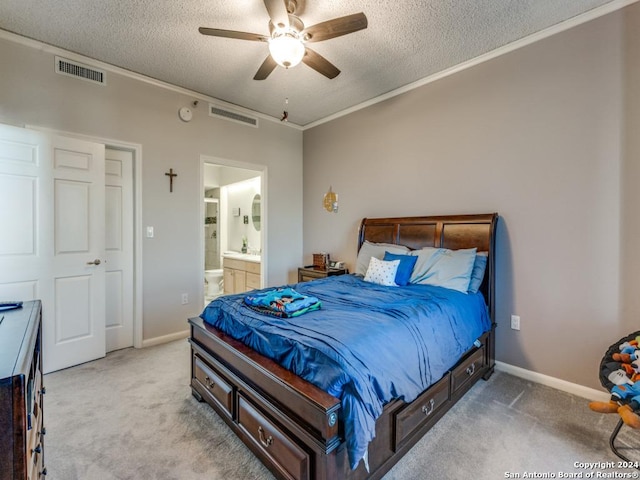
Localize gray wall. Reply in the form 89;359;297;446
621;4;640;337
303;4;638;390
0;35;303;342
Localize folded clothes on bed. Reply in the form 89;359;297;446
244;287;321;318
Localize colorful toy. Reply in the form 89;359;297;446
589;331;640;429
612;343;640;363
631;359;640;380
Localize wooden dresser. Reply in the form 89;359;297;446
0;301;46;480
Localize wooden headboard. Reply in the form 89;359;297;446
358;213;498;321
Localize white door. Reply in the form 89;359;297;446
104;148;134;352
0;123;106;373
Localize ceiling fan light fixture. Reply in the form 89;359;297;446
268;33;305;69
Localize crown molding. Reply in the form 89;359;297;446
0;29;303;130
303;0;639;130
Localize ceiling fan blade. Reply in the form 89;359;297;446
199;27;268;42
302;12;367;43
302;47;340;79
263;0;290;29
254;55;278;80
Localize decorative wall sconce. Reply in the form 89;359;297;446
323;186;338;213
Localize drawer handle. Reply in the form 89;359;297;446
40;386;46;395
421;398;436;416
204;376;215;390
466;362;476;376
33;444;42;454
41;427;46;435
258;426;273;448
42;468;48;476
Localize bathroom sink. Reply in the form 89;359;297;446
223;252;261;263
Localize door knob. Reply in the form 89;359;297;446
86;259;101;265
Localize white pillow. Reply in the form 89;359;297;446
410;247;477;293
363;257;400;286
409;247;445;284
355;241;410;276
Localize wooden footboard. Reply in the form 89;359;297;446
189;317;495;480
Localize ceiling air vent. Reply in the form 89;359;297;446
209;104;258;128
55;56;106;86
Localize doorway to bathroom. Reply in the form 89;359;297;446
201;157;265;308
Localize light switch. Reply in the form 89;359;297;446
146;226;154;238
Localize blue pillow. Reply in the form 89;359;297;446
383;251;418;286
468;252;488;293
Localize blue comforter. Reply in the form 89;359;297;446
200;274;491;470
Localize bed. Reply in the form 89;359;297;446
188;213;498;480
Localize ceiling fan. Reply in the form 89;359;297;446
199;0;367;80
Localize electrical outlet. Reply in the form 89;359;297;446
181;293;189;305
510;315;521;331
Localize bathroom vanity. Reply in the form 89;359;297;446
222;254;261;294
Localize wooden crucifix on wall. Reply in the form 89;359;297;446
165;168;177;193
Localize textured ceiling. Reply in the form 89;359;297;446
0;0;625;126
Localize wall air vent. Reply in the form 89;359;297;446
55;56;106;86
209;104;258;128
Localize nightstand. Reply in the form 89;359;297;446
298;266;347;283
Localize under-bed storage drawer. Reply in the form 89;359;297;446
394;373;449;448
451;346;485;394
238;394;310;480
193;355;234;418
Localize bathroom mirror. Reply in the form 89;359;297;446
251;193;261;231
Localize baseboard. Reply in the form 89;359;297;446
141;329;190;348
495;361;610;402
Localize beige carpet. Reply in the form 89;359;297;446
43;339;638;479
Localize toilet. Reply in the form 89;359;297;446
204;269;224;297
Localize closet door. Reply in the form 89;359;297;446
104;148;134;352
